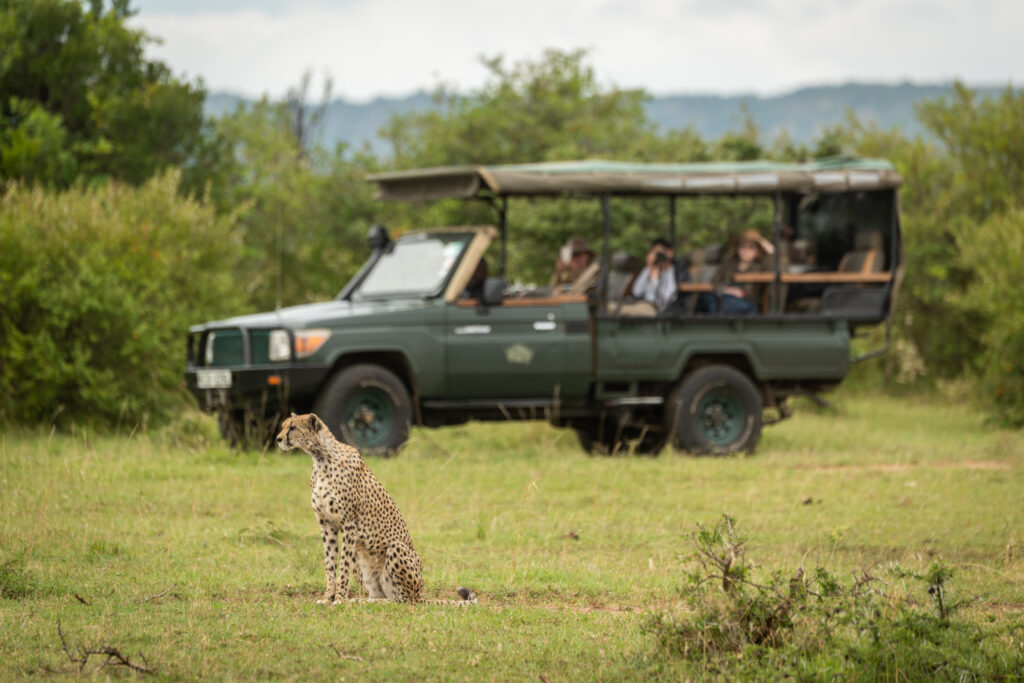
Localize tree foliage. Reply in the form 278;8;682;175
2;13;1023;428
848;84;1024;422
0;0;205;188
195;95;379;311
0;172;246;427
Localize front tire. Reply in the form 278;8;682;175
313;364;412;456
668;365;762;455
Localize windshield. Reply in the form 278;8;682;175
352;233;470;300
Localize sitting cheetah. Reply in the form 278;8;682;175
275;413;475;605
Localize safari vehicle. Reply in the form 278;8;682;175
185;159;903;455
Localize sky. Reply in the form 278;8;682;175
129;0;1023;103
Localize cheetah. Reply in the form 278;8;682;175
275;413;476;605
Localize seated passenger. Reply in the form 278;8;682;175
550;237;595;291
631;237;680;310
460;258;488;299
699;229;773;315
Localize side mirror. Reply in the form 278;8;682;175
367;224;391;251
482;276;505;307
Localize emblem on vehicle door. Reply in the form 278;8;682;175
504;343;534;366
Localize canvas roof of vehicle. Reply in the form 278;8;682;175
366;158;902;201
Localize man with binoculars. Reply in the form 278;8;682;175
631;237;680;310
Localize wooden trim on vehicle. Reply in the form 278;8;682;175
442;226;499;303
678;282;715;293
733;272;894;284
454;295;588;308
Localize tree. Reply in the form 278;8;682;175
196;96;379;311
0;0;205;187
0;171;245;426
382;49;656;167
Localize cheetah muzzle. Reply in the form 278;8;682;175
276;412;476;606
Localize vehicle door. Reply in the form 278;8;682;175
444;297;591;399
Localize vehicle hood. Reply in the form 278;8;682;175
191;298;433;331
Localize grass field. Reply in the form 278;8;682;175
2;392;1023;680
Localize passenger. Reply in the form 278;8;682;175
700;229;773;315
550;237;595;290
460;258;488;299
631;237;680;310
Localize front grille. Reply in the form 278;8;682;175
249;329;272;365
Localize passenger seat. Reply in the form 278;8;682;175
837;231;885;275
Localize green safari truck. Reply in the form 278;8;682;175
185;159;903;455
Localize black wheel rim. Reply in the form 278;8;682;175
695;389;744;447
344;386;395;449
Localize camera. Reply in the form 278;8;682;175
654;252;671;265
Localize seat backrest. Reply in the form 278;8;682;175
837;231;884;274
690;243;722;282
604;250;637;301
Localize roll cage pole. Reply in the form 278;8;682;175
599;194;612;306
479;195;509;276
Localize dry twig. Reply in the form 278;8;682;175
46;620;155;675
143;584;175;601
329;643;364;662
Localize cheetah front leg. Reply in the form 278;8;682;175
317;519;340;605
333;533;360;604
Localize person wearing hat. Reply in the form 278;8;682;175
702;228;774;314
550;237;596;289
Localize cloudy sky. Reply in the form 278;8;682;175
129;0;1022;102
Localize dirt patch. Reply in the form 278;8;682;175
477;600;633;615
797;460;1012;473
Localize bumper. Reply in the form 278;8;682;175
184;364;331;415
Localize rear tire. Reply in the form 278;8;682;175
313;364;412;456
668;365;762;455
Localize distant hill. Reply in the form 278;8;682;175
205;82;1010;155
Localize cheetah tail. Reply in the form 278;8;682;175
456;586;478;603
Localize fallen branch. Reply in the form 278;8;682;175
329;643;364;662
143;584;175;601
47;620;155;675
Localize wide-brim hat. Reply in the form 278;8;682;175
739;229;775;255
566;237;595;255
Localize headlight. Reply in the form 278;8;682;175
204;332;216;365
268;329;292;362
294;328;332;359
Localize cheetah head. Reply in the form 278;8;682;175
275;412;326;452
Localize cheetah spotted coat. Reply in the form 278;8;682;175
276;413;423;603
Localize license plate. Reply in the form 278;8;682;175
196;369;232;389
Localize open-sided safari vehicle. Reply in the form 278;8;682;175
185;159;903;455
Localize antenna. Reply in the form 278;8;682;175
275;196;283;311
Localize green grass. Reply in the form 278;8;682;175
1;392;1022;680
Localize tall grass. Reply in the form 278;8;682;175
1;392;1022;679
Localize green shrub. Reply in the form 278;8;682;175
956;207;1024;426
0;558;32;600
645;515;1024;679
0;172;247;428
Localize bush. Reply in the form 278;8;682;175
956;207;1024;426
644;515;1024;679
0;172;247;428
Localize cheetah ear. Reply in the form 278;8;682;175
308;414;321;432
290;412;297;418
